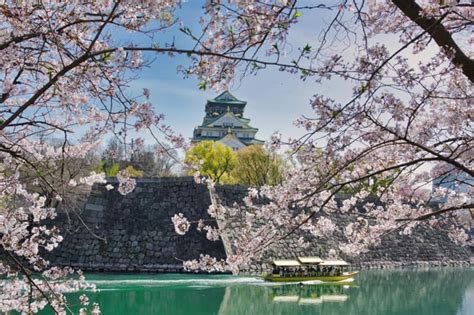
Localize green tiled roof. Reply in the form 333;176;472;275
207;91;246;105
200;110;253;129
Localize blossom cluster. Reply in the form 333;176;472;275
116;170;137;196
172;0;472;273
171;213;191;235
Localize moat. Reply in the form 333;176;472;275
40;267;473;315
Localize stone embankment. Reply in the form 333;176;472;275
217;185;472;273
47;177;225;273
47;177;472;273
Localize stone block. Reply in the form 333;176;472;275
85;203;104;212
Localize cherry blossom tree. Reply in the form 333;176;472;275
175;0;473;272
1;0;472;312
0;1;226;313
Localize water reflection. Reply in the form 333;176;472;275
216;268;473;315
37;268;473;315
271;283;350;304
457;282;474;315
217;282;354;315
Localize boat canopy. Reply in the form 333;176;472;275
299;298;323;305
297;256;323;264
273;296;299;302
272;260;301;267
320;295;349;302
320;260;349;266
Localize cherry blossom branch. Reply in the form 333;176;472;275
391;0;474;82
396;204;474;222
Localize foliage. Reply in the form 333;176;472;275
231;145;283;186
185;141;237;184
102;161;121;177
123;165;144;177
174;0;473;273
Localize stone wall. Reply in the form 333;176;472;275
47;177;471;273
47;177;226;272
217;185;472;273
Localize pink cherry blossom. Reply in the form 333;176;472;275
171;213;191;235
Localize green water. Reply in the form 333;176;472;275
41;268;473;315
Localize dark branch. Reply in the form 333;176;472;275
391;0;474;83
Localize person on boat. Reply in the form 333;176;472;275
316;266;321;276
328;266;334;276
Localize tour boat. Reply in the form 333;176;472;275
262;257;359;282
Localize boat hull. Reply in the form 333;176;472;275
263;272;359;282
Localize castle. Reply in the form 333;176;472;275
192;91;263;150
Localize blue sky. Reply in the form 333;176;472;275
120;1;355;145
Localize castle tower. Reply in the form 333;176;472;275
192;91;264;150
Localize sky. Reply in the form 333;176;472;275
118;1;356;145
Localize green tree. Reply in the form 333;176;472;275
124;165;144;177
185;141;237;183
232;145;283;186
97;161;120;177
